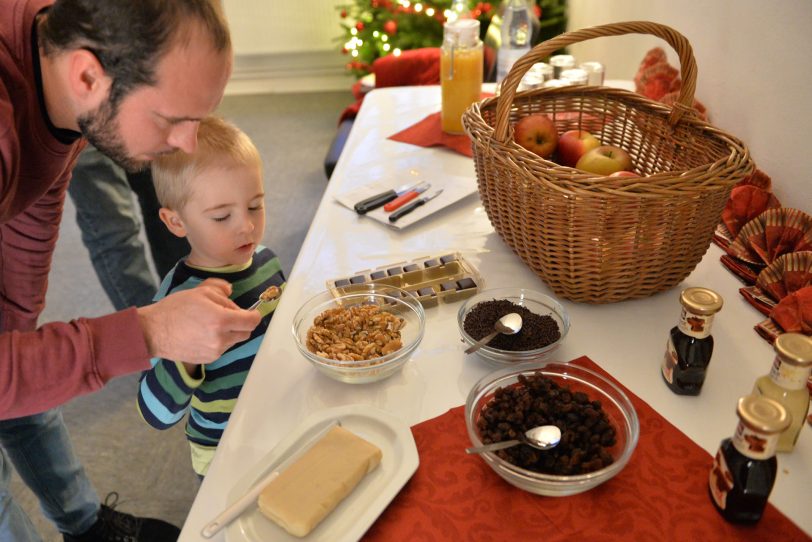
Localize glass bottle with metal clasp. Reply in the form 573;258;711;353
441;18;482;134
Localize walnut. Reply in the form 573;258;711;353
306;304;405;364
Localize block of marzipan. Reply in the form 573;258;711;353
257;425;383;537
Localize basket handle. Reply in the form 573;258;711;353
493;21;698;142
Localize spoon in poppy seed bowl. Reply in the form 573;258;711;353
465;424;562;454
464;312;523;354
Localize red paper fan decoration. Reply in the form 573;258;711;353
729;208;812;267
770;286;812;335
756;251;812;302
721;184;781;238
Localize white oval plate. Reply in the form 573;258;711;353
225;404;418;542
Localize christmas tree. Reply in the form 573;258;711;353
337;0;567;78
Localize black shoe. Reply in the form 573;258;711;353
63;492;180;542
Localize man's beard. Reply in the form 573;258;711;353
77;99;147;173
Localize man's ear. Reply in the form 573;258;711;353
159;208;188;238
66;49;111;108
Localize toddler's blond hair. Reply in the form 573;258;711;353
152;116;262;210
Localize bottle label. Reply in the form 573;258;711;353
677;308;713;339
731;421;778;460
662;336;677;384
709;448;733;510
769;356;812;391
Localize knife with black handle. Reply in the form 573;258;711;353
388;189;443;223
353;181;426;215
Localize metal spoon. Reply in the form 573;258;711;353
464;312;523;354
465;425;562;454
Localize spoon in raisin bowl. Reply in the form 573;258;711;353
465;424;562;455
464;312;523;355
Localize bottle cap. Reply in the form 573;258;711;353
736;395;791;434
444;18;480;48
774;332;812;366
679;287;723;315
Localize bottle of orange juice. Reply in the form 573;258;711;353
441;18;482;134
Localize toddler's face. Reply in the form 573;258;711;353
178;160;265;268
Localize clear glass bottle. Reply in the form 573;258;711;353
709;395;790;524
496;0;531;83
661;287;723;395
753;332;812;452
440;18;483;134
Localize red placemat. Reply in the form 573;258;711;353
388;112;475;157
363;356;809;541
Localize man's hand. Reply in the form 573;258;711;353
137;278;262;364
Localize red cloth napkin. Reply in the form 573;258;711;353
720;254;760;284
363;356;808;541
388;112;475;157
388;92;493;157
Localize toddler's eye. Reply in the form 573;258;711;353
212;215;229;222
249;204;264;212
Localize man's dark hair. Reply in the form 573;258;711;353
39;0;231;107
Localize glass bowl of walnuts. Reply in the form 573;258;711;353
465;362;639;496
292;284;426;383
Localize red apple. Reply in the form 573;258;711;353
609;170;638;178
514;114;558;158
557;129;601;167
576;145;633;175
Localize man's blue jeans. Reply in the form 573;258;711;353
67;146;157;310
0;409;99;539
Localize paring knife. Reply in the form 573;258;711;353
354;181;428;215
383;182;430;212
200;419;341;538
388;189;444;223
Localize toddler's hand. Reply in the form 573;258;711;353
137;278;261;364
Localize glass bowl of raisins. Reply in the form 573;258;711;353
465;362;639;496
457;288;570;366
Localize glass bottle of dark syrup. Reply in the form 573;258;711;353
709;395;790;524
661;287;723;395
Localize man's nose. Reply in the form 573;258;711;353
167;121;199;154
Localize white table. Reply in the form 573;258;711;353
180;85;810;540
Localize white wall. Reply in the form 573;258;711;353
222;0;354;94
566;0;812;210
223;0;343;54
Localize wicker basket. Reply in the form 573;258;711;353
463;21;754;303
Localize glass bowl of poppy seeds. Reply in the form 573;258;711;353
457;288;570;366
465;362;639;496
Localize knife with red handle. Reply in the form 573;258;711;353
383;183;430;212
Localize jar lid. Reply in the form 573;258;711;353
559;68;588;85
549;54;575;67
679;287;723;315
774;332;812;366
736;395;791;434
444;18;480;48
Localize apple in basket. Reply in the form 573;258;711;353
513;114;558;158
576;145;633;175
557;129;601;167
609;170;639;178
